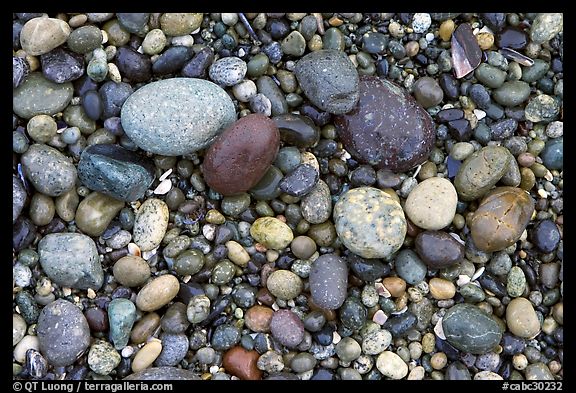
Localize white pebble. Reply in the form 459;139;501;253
412;13;432;34
159;169;173;182
474;109;487;120
107;63;121;83
13;263;32;288
121;346;134;358
232;79;257;102
170;35;195;47
221;13;238;26
425;32;435;42
545;121;563;138
372;309;388;325
202;224;216;241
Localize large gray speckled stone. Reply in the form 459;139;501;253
13;72;73;119
37;299;90;367
124;367;201;380
78;144;155;202
38;233;103;290
442;303;502;354
309;254;348;310
333;187;406;259
13;175;26;223
294;49;359;114
121;78;236;155
21;144;77;197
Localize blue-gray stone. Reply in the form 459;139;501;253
13;175;26;223
13;72;73;119
38;233;103;290
256;76;288;116
108;298;137;350
154;333;189;366
442;303;502;354
40;48;84;84
309;254;348;310
117;13;150;34
394;249;427;285
295;49;360;114
121;78;236;155
339;297;367;331
78;144;155;202
21;144;77;197
99;81;133;120
540;137;562;170
279;164;319;197
37;299;91;367
152;46;194;76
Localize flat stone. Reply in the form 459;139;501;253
13;72;73;119
38;233;103;290
37;299;90;367
404;177;457;230
78;144;155;202
451;23;482;78
75;192;125;237
309;254;348;310
442;303;502;354
493;81;531;107
279;164;318;197
333;187;406;259
223;347;262;380
335;76;435;172
294;49;359;114
203;114;280;196
121;78;236;156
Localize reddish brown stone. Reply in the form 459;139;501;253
244;305;274;333
202;113;280;196
415;230;465;269
334;76;435;173
451;23;482;79
222;346;262;380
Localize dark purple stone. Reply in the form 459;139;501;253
115;46;152;83
448;119;473;141
415;230;465;269
334;76;435;173
496;27;528;50
451;23;482;79
437;108;465;123
446;156;462;179
41;48;84;84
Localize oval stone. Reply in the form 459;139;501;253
404;177;458;230
470;187;535;252
294;49;359;114
108;298;137;350
75;192;125;237
272;113;320;148
270;309;304;348
135;274;180;312
414;231;465;269
506;297;541;339
21;144;77;197
309;254;348;310
37;299;90;367
454;145;512;201
133;198;169;252
250;217;294;250
20;17;71;56
121;78;236;156
376;351;408;379
335;76;435;172
38;233;103;290
442;303;502;354
13;72;73;119
202;113;280;196
333;187;406;259
78;144;155;202
301;180;332;224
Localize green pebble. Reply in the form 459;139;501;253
507;266;526;298
247;53;270;78
459;283;486;303
323;27;345;51
13;131;29;154
174;250;205;276
211;260;236;285
255;201;274;217
221;193;251;217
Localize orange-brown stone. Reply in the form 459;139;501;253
244;305;274;333
222;346;262;380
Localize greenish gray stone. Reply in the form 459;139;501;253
454;145;511;201
117;13;150;34
250;217;294;250
37;299;90;367
187;295;210;324
442;303;502;354
256;76;288;116
78;144;155;202
38;233;103;290
250;166;283;201
525;362;555;380
394;249;427;285
362;329;392;355
290;353;317;373
13;175;26;223
281;31;306;56
108;298;137;350
221;193;251;217
459;283;486;303
529;13;563;44
211;260;236;285
88;340;121;375
521;59;550;83
275;147;302;174
540;137;563;170
124;367;201;380
507;266;526;298
500;155;522;187
14;291;40;324
295;49;360;114
163;235;191;259
335;337;362;362
67;25;103;54
323;28;345;51
301;180;332;224
474;63;507;89
63;105;96;134
121;78;236;156
21;144;77;197
339;297;367;331
492;81;531;107
246;53;270;77
524;94;559;123
13;73;73;119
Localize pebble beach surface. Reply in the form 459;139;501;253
13;12;563;381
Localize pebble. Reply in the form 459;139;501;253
132;339;162;373
525;362;555;380
29;192;54;226
223;347;262;380
475;63;507;89
13;176;26;223
115;46;152;83
362;32;388;54
160;303;189;334
13;314;27;346
294;49;360;114
75;192;124;237
270;309;304;348
256;76;288;116
250;217;294;250
451;23;482;79
531;219;561;253
124;366;200;380
67;25;103;54
203;114;280;195
266;270;303;300
155;333;188;366
113;255;151;287
116;13;149;34
394;250;427;285
121;78;235;156
133;198;169;252
309;254;348;309
291;353;317;373
525;94;560;123
20;17;71;56
244;305;274;332
186;295;210;324
333;187;406;259
442;303;502;354
279;164;319;197
37;299;90;367
38;233;103;290
88;340;121;375
506;297;541;339
490;118;518;141
493;81;531;107
507;266;526;298
108;298;137;349
152;46;194;76
14;335;41;364
14;72;73;119
232;79;257;102
13;56;29;89
84;307;108;333
159;13;203;36
335;337;362;362
339;297;367;330
412;76;444;108
209;56;247;86
335;76;435;172
136;274;179;312
362;329;392;355
540;137;563;170
404;177;457;230
454;145;512;201
226;241;250;267
521;59;550;83
300;180;332;224
273;114;320;148
530;13;563;44
470;187;535;252
429;278;456;300
281;31;306;56
376;351;408;379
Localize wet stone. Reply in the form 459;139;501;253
270;310;304;348
339;297;367;331
348;254;390;282
152;46;194;76
451;23;482;79
99;81;133;120
335;76;435;172
13;73;73;119
13;175;26;223
181;47;214;78
279;164;319;197
496;27;528;50
13;56;29;89
540;137;562;170
273;114;320;148
256;76;288;116
531;219;561;254
383;312;417;337
115;46;152;83
155;333;189;367
41;48;84;84
309;254;348;310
